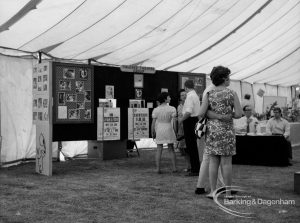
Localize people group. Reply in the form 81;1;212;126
151;65;293;198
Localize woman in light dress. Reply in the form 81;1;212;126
151;92;177;173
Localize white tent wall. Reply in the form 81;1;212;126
226;79;242;101
0;54;36;164
278;86;292;107
265;84;278;96
0;55;87;165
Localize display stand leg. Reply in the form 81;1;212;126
134;141;140;157
57;141;62;162
57;141;69;161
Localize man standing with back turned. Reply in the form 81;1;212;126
179;80;200;176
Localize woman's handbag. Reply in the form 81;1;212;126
195;117;208;139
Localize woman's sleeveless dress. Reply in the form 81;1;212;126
205;88;236;156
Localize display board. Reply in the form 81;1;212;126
33;61;52;176
263;96;287;113
178;73;206;100
53;62;94;124
97;107;121;141
128;108;149;140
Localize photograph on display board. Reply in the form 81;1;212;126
66;94;76;102
134;74;144;88
58;92;65;105
135;88;142;99
53;63;94;123
43;83;47;91
105;85;114;99
58;106;67;119
63;68;75;79
38;83;42;91
33;99;37;109
75;81;84;93
38;98;42;108
38;76;42;82
84;109;91;119
129;99;144;108
76;102;84;109
84;91;91;102
99;98;112;108
43;112;48;121
33;112;37;121
178;73;206;99
68;109;80;119
59;80;72;91
33;78;37;90
43;65;48;71
43;99;48;108
38;112;43;121
79;68;88;80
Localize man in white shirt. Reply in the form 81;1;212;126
266;107;292;165
179;80;200;176
235;105;258;134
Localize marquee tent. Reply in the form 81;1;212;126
0;0;300;165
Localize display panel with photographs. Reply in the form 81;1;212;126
53;63;94;123
32;61;53;176
178;73;206;102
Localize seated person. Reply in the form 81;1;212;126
266;107;292;164
234;105;258;134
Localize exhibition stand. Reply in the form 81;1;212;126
33;61;206;176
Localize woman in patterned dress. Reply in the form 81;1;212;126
199;66;242;198
151;92;178;173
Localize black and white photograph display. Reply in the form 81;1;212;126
53;63;93;123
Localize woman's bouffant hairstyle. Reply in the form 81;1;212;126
157;92;170;104
210;66;231;86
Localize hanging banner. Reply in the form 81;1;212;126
128;108;149;140
33;61;52;176
97;107;120;141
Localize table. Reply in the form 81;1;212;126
233;135;290;166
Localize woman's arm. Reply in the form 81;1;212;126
233;92;243;119
207;110;232;121
151;118;157;138
198;93;209;119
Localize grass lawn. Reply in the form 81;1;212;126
1;148;300;223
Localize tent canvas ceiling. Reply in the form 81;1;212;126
0;0;300;86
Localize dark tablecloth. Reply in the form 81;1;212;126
233;135;290;166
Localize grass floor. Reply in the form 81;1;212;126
1;148;300;223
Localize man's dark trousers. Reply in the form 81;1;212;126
183;117;200;173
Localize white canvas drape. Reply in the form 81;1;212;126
265;84;278;96
278;86;292;107
0;55;87;164
0;54;36;163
